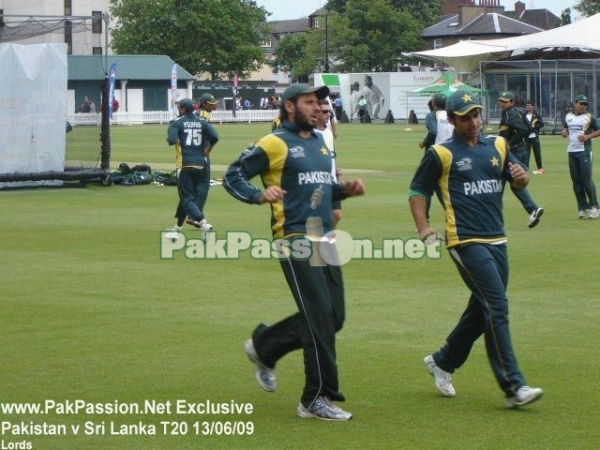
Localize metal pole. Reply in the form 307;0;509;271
325;13;329;72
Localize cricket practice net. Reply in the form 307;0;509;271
0;15;110;188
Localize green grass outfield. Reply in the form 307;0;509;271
1;121;599;449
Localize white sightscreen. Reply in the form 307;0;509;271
0;43;68;188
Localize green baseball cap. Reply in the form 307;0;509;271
281;84;330;103
574;94;589;104
176;98;194;110
446;90;483;116
497;91;515;102
199;93;218;105
433;93;447;108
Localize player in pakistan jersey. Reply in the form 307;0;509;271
224;84;364;421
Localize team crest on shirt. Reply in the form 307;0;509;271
320;147;329;156
455;157;472;171
491;156;499;167
289;146;306;158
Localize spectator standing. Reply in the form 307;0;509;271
333;95;343;121
358;95;367;122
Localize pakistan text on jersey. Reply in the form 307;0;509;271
298;171;333;185
463;179;503;196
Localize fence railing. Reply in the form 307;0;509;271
67;109;279;126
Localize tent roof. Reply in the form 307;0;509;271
407;13;600;73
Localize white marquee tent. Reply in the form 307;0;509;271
407;13;600;73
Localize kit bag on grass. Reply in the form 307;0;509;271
132;164;152;185
116;162;152;186
152;170;178;186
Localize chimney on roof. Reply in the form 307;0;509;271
458;0;504;27
514;1;526;16
442;0;474;16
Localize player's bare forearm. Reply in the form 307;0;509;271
409;195;434;239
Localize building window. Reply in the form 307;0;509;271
433;38;443;49
259;38;272;48
64;0;71;16
92;47;103;55
92;11;102;34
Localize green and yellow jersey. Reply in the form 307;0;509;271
223;120;347;239
410;134;522;248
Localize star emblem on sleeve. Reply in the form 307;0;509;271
320;147;329;156
491;156;499;167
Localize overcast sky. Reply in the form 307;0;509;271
254;0;580;22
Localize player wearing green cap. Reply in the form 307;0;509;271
223;84;365;421
166;98;218;240
197;93;219;121
498;91;544;228
409;90;543;409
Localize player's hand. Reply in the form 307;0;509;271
419;227;442;246
344;179;365;197
561;129;568;138
418;141;425;149
259;186;286;204
508;162;527;183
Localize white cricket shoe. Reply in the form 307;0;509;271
297;396;352;421
424;355;456;397
506;386;543;408
244;339;277;392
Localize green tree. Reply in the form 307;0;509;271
110;0;269;80
574;0;600;16
389;0;444;28
558;8;572;27
270;34;308;82
326;0;442;28
330;0;422;72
